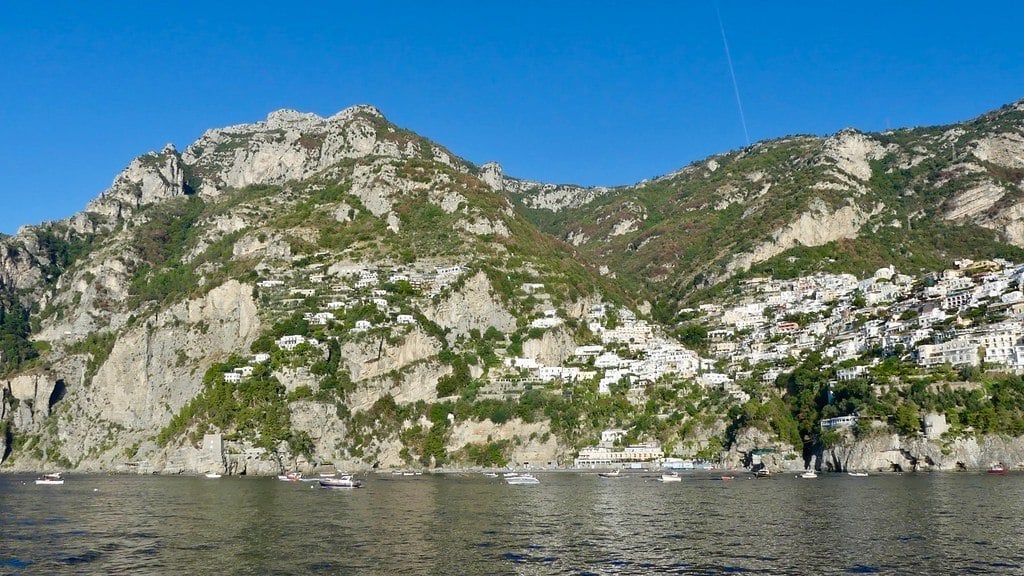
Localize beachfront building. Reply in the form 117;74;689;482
574;442;664;468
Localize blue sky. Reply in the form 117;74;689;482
2;1;1022;234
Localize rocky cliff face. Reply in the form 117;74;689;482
824;430;1024;473
86;145;188;223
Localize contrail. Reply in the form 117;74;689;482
716;1;750;146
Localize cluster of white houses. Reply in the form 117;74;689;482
225;263;470;383
699;259;1024;385
497;302;751;403
233;255;1024;444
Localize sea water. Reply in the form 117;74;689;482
2;471;1023;575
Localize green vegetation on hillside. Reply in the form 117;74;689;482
0;295;37;375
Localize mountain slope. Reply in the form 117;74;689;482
0;106;636;473
504;101;1024;318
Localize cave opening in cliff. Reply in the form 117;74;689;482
48;379;66;410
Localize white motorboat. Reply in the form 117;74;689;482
277;472;302;481
504;473;540;485
204;472;222;479
659;472;681;483
35;472;64;485
799;470;818;479
847;471;869;477
598;469;621;478
319;474;363;489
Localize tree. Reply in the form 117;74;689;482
894;403;921;436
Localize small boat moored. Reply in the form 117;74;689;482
504;473;540;485
318;475;363;489
598;469;621;478
988;463;1010;474
35;472;64;485
204;472;222;479
659;472;681;483
798;470;818;479
277;472;303;481
847;471;869;477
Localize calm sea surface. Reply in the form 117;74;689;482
2;470;1024;575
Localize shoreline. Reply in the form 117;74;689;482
0;464;1013;477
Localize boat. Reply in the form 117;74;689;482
988;463;1010;474
318;474;363;489
504;473;540;485
659;472;681;483
35;472;64;485
798;470;817;479
720;475;735;481
277;472;302;481
847;471;869;477
483;472;498;478
204;472;222;479
598;469;621;478
753;467;771;479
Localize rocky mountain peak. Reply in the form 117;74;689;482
479;161;505;192
84;144;187;223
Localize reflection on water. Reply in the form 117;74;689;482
2;471;1024;574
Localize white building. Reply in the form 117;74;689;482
917;337;978;367
594;352;625;369
530;317;563;329
306;312;335;325
276;335;308;350
505;357;540;370
538;366;581;382
820;415;858;431
598;369;630;394
573;442;664;467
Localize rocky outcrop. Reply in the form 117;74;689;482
423;272;518;340
289;400;348;466
34;255;134;341
0;235;45;292
47;281;259;467
341;328;442;383
86;144;187;221
722;426;802;471
502;175;612;212
2;372;59;431
944;180;1006;221
972;133;1024;169
181;106;426;195
346;360;451;415
448;417;564;467
821;130;887;182
727;200;878;274
826;430;1024;472
522;327;578;367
